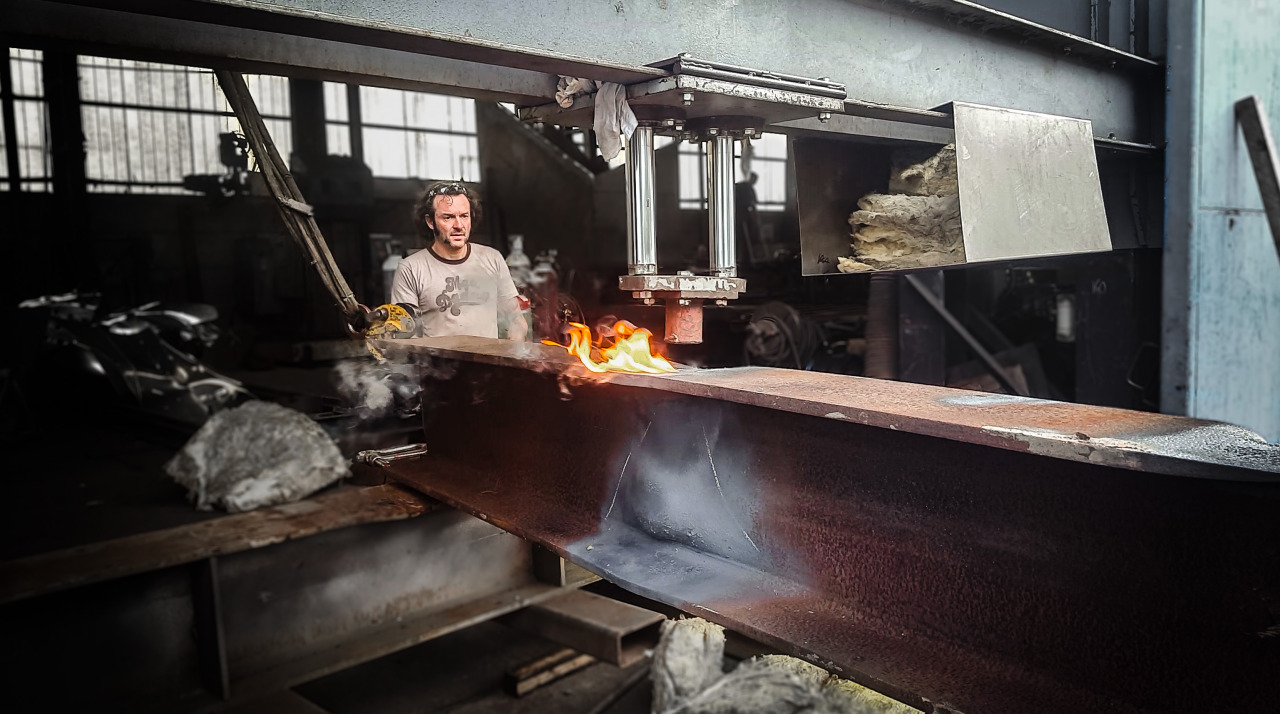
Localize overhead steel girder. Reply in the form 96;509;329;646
378;337;1280;714
3;0;558;104
61;0;1156;142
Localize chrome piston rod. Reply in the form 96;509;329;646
625;125;657;275
707;132;737;278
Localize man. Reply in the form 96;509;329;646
357;182;526;341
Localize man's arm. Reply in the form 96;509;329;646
351;261;421;336
502;297;528;341
493;256;527;341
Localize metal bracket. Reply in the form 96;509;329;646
355;443;429;468
278;197;315;217
619;274;746;299
1235;95;1280;262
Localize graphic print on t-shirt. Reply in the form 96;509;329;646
434;276;491;316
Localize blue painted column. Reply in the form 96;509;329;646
1163;0;1280;441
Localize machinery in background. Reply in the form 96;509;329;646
182;132;252;197
13;292;251;428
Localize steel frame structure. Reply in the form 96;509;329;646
0;484;597;710
8;0;1158;141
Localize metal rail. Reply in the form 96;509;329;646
215;69;361;320
379;337;1280;714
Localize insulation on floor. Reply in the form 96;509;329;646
651;618;920;714
165;400;349;512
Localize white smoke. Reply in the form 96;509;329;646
333;359;423;420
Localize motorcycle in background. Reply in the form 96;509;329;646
11;292;251;429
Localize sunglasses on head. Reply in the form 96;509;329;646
426;181;468;199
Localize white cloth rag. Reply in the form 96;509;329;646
593;82;637;162
555;76;596;109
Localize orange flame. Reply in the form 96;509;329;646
543;321;676;374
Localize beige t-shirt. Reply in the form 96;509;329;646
390;243;519;338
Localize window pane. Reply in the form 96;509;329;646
323;82;349;122
77;56;291;191
15;99;50;180
326;123;351;157
404;92;449;131
363;126;409;177
754;132;788;160
360;86;407;128
757;161;787;210
10;48;44;97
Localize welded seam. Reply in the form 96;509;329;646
604;421;651;521
703;425;760;553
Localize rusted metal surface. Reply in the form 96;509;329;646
663;298;704;345
619;273;746;298
0;484;435;604
379;337;1280;481
381;337;1280;714
503;589;665;668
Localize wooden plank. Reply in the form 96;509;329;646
0;484;436;604
231;582;571;700
1236;94;1280;262
505;648;597;697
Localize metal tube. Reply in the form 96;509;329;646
707;133;736;277
624;126;657;275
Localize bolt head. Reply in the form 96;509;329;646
643;298;656;306
744;128;756;137
707;128;719;136
663;118;676;126
681;92;694;106
715;299;728;306
678;298;691;306
818;112;831;123
677;270;694;276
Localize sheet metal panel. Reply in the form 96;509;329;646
953;102;1112;262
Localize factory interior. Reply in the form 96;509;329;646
1;1;1278;712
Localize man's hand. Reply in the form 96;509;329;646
349;304;417;337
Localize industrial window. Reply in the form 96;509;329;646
678;132;788;212
1;48;53;192
79;57;291;194
324;82;479;182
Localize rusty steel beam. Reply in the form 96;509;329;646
380;336;1280;714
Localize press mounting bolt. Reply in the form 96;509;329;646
682;92;694;106
818;111;831;123
678;299;692;306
